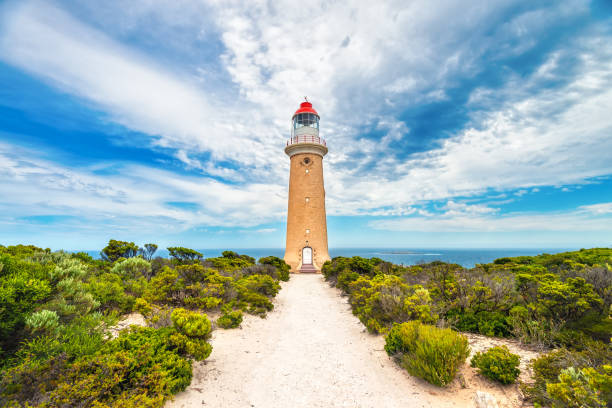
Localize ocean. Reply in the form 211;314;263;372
86;247;574;268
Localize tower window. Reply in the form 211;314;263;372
303;157;311;164
305;169;309;174
306;229;310;234
305;197;310;203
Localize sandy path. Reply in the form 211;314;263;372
166;274;530;408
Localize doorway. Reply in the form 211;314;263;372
302;246;312;265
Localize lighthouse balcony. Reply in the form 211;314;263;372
286;135;327;147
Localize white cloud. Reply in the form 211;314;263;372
0;142;286;231
370;203;612;232
0;0;263;165
324;34;612;215
0;0;611;236
255;228;276;234
581;202;612;215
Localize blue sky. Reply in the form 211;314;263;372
0;0;611;251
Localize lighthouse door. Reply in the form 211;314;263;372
302;247;312;265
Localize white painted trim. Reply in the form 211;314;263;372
285;143;328;157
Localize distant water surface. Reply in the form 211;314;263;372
85;248;574;268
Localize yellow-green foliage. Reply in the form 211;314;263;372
146;267;183;303
536;277;602;321
258;256;291;281
470;345;520;384
170;308;213;360
145;262;283;317
167;246;203;263
111;257;152;280
546;366;612;408
384;321;470;386
217;310;243;329
134;297;152;316
349;274;437;333
206;250;254;271
24;309;60;335
522;340;612;407
171;308;212;338
1;327;193;407
233;274;280;316
100;239;140;262
169;331;213;360
86;272;134;313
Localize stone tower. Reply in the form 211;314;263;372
284;100;330;273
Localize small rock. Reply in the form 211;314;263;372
474;391;499;408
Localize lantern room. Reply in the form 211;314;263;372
291;101;320;138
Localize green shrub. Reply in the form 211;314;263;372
217;311;243;329
547;366;612;408
237;274;280;297
169;308;213;360
522;341;612;406
470;346;520;384
207;251;254;271
170;308;212;339
451;310;512;337
337;269;360;292
536;277;602;323
349;275;437;333
25;309;60;335
146;267;183;304
100;239;140;262
168;246;203;263
111;257;152;280
384;321;470;386
258;256;291;281
86;272;134;313
169;332;213;360
1;326;192;407
134;297;152;316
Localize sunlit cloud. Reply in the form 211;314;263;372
0;0;611;248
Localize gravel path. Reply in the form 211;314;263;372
166;274;525;408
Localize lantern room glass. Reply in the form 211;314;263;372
293;113;319;130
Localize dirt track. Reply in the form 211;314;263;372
166;274;530;408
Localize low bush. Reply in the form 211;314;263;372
217;310;243;329
384;321;470;386
522;340;612;407
0;326;195;407
450;310;512;337
86;272;134;313
111;257;152;280
470;345;520;384
546;365;612;408
134;297;152;316
349;275;437;334
170;308;213;360
258;256;291;281
206;251;254;271
171;308;212;339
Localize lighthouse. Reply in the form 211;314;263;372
284;100;331;273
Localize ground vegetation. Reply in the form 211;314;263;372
0;242;289;407
323;248;611;399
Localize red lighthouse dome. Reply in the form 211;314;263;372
292;101;319;118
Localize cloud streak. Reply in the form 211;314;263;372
370;202;612;232
0;0;611;247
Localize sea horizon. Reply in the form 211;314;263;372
82;247;580;268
